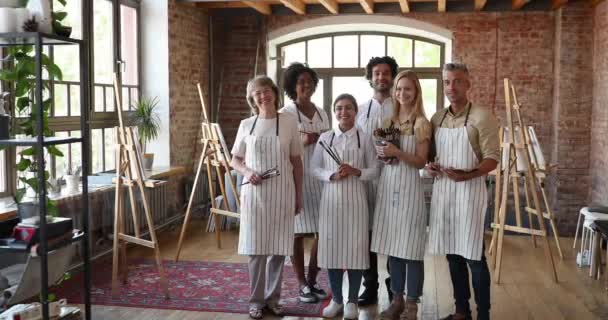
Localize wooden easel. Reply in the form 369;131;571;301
111;73;169;298
488;78;559;284
174;83;240;262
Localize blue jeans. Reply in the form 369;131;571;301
328;269;364;303
388;256;424;300
446;250;491;320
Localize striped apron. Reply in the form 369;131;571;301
358;100;384;230
318;130;370;270
427;108;488;261
291;105;328;234
371;126;427;261
238;115;295;256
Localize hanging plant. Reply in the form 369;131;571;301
0;45;64;216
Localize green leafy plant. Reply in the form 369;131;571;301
52;0;72;37
0;45;64;216
130;96;161;153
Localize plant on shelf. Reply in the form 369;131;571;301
130;96;161;171
0;45;64;216
52;0;72;37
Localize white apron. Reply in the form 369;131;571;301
427;108;488;261
318;130;370;270
238;115;295;256
291;105;328;234
358;100;384;230
371;125;427;261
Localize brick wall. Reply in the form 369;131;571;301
211;14;267;147
206;5;600;234
168;1;209;169
591;1;608;206
550;3;594;231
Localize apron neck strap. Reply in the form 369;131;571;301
330;129;360;148
249;116;259;135
295;103;322;124
464;103;471;127
249;114;280;136
412;117;416;135
366;100;373;119
439;104;472;128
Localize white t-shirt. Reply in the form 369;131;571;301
310;126;380;182
279;103;330;133
231;114;303;158
356;97;394;131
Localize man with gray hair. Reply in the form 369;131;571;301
426;63;500;320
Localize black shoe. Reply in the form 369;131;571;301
385;277;393;302
309;283;329;300
299;285;319;303
357;289;378;306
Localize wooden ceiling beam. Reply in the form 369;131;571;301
512;0;531;10
551;0;567;9
242;1;272;14
359;0;374;14
280;0;306;14
398;0;410;13
318;0;339;14
474;0;487;11
438;0;446;12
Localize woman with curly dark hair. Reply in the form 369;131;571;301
280;62;330;304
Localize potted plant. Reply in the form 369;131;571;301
0;44;64;218
130;96;161;171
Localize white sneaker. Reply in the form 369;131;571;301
344;302;358;319
322;300;343;318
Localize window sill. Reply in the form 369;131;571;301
0;166;186;218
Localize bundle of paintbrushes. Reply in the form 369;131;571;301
373;126;400;162
318;141;342;165
241;166;280;185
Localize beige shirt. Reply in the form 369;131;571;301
430;103;500;162
382;114;432;143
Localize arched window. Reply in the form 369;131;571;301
276;31;445;126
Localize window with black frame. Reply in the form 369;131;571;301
277;32;445;129
1;0;140;196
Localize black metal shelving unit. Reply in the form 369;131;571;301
0;32;91;320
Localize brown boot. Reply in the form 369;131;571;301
399;299;418;320
379;296;404;320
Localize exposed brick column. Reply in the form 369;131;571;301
551;2;594;232
168;0;209;169
591;1;608;205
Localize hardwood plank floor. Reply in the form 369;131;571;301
85;219;608;319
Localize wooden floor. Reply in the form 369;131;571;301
87;219;608;320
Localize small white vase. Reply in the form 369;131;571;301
14;8;30;32
0;8;16;33
26;0;52;33
64;175;80;194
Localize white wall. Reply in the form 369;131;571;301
140;0;170;167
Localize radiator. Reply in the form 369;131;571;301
122;181;169;235
184;171;210;213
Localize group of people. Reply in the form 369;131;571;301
230;57;500;320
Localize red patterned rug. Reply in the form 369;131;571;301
55;259;330;316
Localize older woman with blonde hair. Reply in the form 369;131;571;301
371;70;431;320
231;75;304;319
